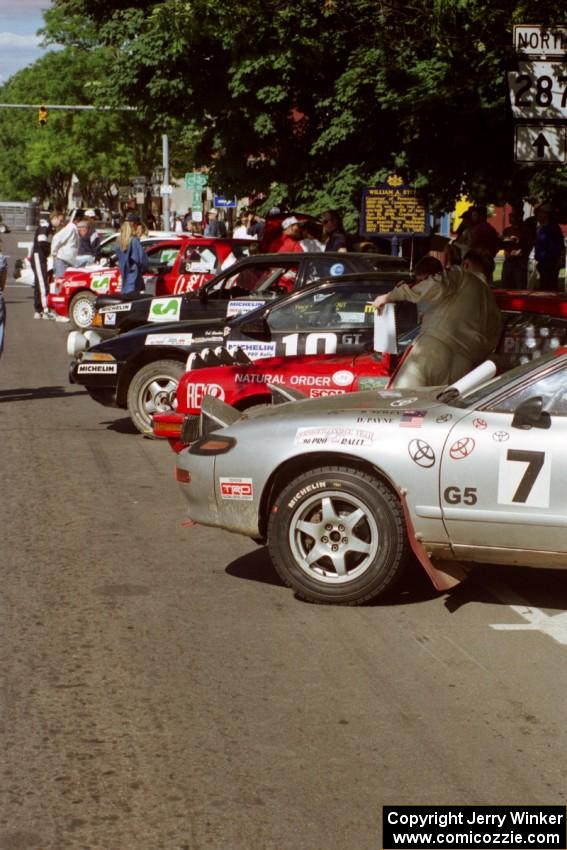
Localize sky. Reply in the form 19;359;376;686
0;0;53;85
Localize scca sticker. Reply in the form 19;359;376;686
219;477;254;501
148;297;182;322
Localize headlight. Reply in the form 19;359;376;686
81;351;116;362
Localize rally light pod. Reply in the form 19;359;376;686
67;331;87;357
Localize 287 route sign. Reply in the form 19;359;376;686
508;61;567;120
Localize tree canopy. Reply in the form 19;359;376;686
4;0;567;221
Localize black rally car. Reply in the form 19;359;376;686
91;252;408;334
70;271;417;434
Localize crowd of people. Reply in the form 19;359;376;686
26;196;566;321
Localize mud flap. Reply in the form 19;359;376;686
400;491;468;591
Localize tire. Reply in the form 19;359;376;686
268;466;411;605
127;359;186;435
69;291;97;329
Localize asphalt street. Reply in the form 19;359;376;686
1;235;567;850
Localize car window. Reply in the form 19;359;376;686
146;245;179;272
487;363;567;416
267;283;391;332
497;312;567;371
183;244;218;272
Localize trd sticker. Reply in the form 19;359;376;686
444;486;478;505
449;437;475;459
497;449;551;508
148;297;182;322
219;477;254;501
145;333;193;346
408;439;435;468
77;363;117;374
186;382;225;410
294;426;375;448
100;302;132;313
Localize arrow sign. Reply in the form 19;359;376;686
533;132;550;158
515;124;566;163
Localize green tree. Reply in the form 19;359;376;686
42;0;567;223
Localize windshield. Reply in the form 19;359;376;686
450;352;559;408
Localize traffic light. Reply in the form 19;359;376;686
38;105;48;126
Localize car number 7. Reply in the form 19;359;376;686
506;449;545;503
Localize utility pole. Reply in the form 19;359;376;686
162;134;171;231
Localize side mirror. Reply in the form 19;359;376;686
511;396;551;430
239;316;271;340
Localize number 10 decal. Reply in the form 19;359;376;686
282;332;337;356
497;449;551;509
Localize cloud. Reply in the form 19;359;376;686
0;32;42;48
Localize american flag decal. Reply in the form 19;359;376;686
400;410;427;427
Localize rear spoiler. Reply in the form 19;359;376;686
268;384;307;405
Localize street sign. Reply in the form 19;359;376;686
514;125;567;163
514;25;567;58
185;171;208;191
508;62;567;120
359;177;428;237
160;184;173;195
213;195;237;208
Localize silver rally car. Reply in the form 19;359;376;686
175;348;567;605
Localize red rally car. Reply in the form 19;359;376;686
153;289;567;448
48;236;253;328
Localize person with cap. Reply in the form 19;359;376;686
204;209;227;237
534;203;564;291
31;211;60;318
115;218;149;295
273;216;304;253
372;251;502;388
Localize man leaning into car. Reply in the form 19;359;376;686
373;251;502;388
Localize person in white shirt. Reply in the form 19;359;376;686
51;216;79;278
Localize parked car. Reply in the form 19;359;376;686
91;252;408;334
171;346;567;605
69;271;418;434
48;236;254;329
152;296;567;444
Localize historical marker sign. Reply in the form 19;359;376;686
360;177;428;237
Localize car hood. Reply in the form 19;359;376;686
241;386;447;421
90;316;227;353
